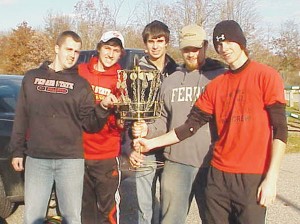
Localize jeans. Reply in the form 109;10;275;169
135;153;163;224
24;156;84;224
161;160;201;224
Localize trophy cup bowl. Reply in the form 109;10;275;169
114;67;162;121
115;65;164;172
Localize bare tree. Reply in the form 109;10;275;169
108;0;139;30
272;20;300;85
73;0;113;49
44;10;73;47
134;0;223;48
122;26;144;49
217;0;260;46
273;20;300;60
23;32;54;71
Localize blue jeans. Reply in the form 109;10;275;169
161;160;208;224
24;156;84;224
135;153;162;224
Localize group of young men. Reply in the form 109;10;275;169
9;18;287;224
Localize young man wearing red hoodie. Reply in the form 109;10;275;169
78;31;125;224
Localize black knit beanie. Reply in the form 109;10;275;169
213;20;246;52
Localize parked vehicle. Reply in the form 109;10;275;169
0;74;24;218
77;48;145;69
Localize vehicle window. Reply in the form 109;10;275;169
77;49;145;70
119;51;145;69
77;50;97;64
77;54;86;64
0;78;22;113
0;85;16;112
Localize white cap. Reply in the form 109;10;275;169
100;31;125;48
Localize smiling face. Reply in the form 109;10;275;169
54;37;81;71
217;41;247;70
97;44;122;71
181;41;207;72
145;35;168;61
181;46;202;71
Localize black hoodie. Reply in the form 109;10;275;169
10;61;109;159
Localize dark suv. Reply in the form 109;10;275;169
77;48;145;69
0;74;24;218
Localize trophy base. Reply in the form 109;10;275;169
119;160;164;173
129;161;164;172
114;101;162;120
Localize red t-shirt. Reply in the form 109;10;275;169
195;60;285;174
78;57;122;160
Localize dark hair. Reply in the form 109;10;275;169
96;38;123;51
56;31;82;46
142;20;170;44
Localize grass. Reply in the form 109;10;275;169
287;133;300;153
286;104;300;153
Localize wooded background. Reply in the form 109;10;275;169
0;0;299;85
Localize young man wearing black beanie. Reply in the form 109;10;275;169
131;20;287;224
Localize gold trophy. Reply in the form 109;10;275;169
115;59;163;171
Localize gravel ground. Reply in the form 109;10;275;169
4;153;300;224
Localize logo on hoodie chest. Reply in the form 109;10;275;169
34;78;74;94
91;85;111;101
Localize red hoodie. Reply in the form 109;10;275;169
78;57;122;160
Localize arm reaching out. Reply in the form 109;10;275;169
133;129;180;153
133;106;212;152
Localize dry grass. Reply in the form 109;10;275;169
286;105;300;153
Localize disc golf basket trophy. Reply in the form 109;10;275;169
115;59;163;171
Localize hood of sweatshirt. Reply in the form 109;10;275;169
202;58;227;72
138;54;178;82
39;61;79;75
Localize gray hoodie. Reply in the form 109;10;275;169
147;58;226;167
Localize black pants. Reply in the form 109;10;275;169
205;166;266;224
81;158;120;224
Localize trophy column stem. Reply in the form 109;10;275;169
137;66;141;121
136;66;142;157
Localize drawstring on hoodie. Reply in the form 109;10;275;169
179;66;203;107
